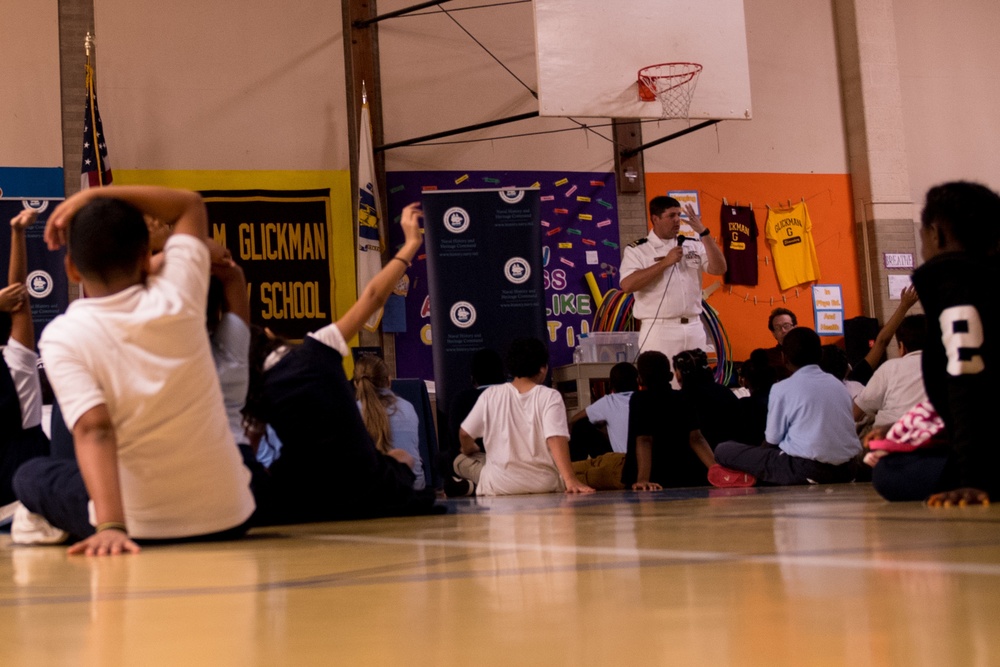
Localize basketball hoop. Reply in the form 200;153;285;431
637;62;703;119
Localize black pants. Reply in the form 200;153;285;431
13;455;250;543
715;440;857;485
255;337;440;525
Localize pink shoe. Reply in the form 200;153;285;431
708;464;757;488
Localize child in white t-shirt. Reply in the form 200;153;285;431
455;338;595;497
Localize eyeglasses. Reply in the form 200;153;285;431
774;322;795;332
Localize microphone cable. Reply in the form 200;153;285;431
632;235;687;361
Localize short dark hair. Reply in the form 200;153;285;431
768;307;797;332
609;362;639;393
819;344;849;380
782;327;822;369
636;350;672;391
672;348;713;386
470;348;506;386
739;348;777;394
921;181;1000;257
506;338;549;378
895;314;926;353
68;198;150;284
649;196;682;218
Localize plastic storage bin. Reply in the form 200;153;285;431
577;332;639;363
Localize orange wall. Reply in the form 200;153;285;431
644;172;862;362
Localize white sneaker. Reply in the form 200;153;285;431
11;504;68;545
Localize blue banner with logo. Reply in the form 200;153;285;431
422;188;546;410
387;171;621;384
0;198;68;347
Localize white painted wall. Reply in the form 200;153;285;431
6;0;1000;204
92;0;348;170
894;0;1000;207
378;0;850;175
643;0;849;174
377;0;616;172
0;0;62;167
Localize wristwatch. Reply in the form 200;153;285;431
698;228;711;238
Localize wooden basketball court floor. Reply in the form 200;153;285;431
1;484;998;665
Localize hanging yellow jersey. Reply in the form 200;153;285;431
764;201;821;290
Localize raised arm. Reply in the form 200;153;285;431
863;285;919;371
208;239;250;325
6;210;37;349
45;186;208;251
335;202;423;342
683;204;727;276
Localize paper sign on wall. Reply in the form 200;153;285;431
812;284;844;336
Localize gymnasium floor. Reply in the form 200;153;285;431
1;484;998;666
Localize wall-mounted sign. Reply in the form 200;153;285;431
812;284;844;336
883;253;914;269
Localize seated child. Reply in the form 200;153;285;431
568;361;638;491
568;361;638;458
869;181;999;506
733;349;777;447
853;315;928;430
13;187;255;554
236;203;440;524
710;327;861;487
1;209;50;514
672;348;739;449
354;354;425;490
441;348;505;496
621;351;716;491
454;337;594;496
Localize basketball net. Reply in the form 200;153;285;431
638;63;703;119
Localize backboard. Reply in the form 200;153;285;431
533;0;752;120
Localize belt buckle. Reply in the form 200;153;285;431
680;317;689;324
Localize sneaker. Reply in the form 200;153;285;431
10;504;69;545
708;464;757;488
443;476;475;498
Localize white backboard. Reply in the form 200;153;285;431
533;0;753;120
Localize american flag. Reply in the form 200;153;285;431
81;63;112;190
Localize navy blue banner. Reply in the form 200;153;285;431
422;188;545;409
0;199;69;346
200;189;333;341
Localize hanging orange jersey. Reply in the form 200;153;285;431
764;201;821;290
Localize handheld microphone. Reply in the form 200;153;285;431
677;235;687;246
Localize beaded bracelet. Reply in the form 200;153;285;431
96;521;128;534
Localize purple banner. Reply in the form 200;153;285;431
387;171;620;381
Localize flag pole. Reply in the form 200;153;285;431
356;79;386;331
84;33;106;187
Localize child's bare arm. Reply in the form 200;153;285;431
46;186;207;250
8;210;37;349
546;435;595;494
66;404;141;556
334;203;422;342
